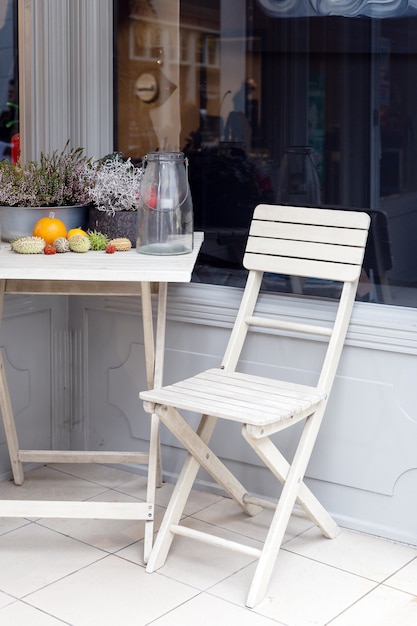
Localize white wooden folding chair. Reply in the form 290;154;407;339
140;204;370;607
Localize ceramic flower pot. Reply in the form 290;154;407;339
87;206;137;247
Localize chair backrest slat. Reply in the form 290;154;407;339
249;220;368;247
253;203;370;229
244;252;361;282
246;237;366;265
244;204;370;281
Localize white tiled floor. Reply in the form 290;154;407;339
0;464;417;625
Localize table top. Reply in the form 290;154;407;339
0;233;204;285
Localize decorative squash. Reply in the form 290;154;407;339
108;237;132;251
33;211;67;244
67;227;87;239
12;236;46;254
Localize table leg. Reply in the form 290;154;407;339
141;282;167;562
140;282;155;391
0;280;24;485
154;282;167;390
150;281;167;490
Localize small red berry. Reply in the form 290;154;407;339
44;244;57;255
105;243;116;254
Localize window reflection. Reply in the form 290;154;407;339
0;0;18;163
115;1;417;307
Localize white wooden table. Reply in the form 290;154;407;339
0;233;203;561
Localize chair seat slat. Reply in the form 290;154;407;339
143;387;319;424
141;368;325;425
177;377;317;411
201;369;322;398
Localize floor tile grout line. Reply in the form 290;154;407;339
324;580;417;625
31;517;137;556
20;463;147;491
8;598;73;625
377;553;417;591
2;464;417;625
280;544;412;585
17;552;111;602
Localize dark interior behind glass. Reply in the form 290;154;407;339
115;1;417;306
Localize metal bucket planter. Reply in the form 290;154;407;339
0;204;90;242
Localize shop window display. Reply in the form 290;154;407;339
114;0;417;307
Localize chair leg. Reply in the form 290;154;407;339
153;405;260;515
242;427;339;540
147;404;339;607
146;449;202;572
146;405;261;573
246;465;302;607
245;412;338;608
146;406;224;573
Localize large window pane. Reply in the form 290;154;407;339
115;1;417;307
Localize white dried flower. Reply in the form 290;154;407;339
90;155;142;214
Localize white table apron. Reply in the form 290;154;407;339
0;233;203;562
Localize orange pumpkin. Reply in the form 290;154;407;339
33;212;67;244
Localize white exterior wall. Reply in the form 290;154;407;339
69;285;417;545
1;285;417;547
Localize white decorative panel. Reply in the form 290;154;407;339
0;347;30;437
108;343;149;440
0;302;53;476
51;328;86;450
84;305;149;454
309;374;417;495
